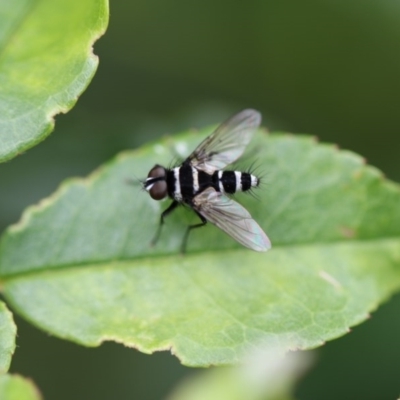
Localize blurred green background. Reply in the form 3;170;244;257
1;0;400;398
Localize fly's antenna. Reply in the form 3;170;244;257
125;174;146;192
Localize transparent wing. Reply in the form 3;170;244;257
187;109;261;174
193;187;271;252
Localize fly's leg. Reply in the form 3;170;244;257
151;201;179;247
181;211;207;254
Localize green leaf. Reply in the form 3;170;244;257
0;0;109;163
0;374;42;400
167;348;311;400
0;301;16;373
1;130;400;366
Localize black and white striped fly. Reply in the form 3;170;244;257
143;109;271;253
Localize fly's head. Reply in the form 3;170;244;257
144;165;168;200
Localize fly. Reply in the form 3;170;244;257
142;109;271;253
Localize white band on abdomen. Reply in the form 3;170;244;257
235;171;242;192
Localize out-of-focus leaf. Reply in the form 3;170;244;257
0;129;400;366
0;301;16;373
167;347;312;400
0;0;109;162
0;374;42;400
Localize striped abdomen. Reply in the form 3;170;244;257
168;166;259;202
213;170;259;194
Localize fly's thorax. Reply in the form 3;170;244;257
215;170;259;194
169;165;217;202
169;165;196;202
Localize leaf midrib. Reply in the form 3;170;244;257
1;235;400;282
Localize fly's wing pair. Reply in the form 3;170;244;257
188;109;270;252
193;187;271;251
186;109;262;174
